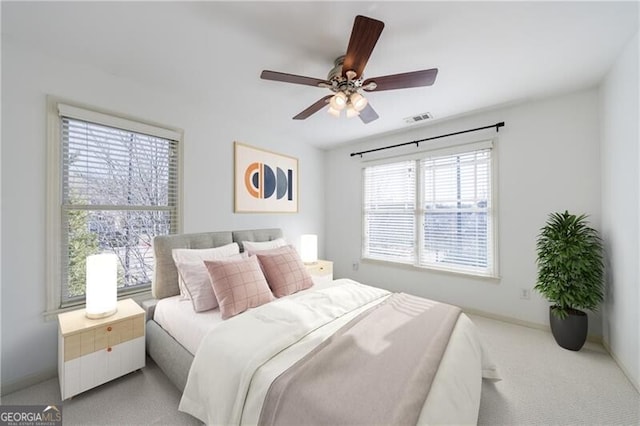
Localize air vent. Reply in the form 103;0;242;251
404;112;433;124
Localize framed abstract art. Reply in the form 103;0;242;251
234;142;298;213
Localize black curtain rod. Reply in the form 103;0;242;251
350;121;505;157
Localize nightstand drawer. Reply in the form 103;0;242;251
64;315;145;361
305;260;333;285
63;336;145;398
64;333;82;361
305;260;333;277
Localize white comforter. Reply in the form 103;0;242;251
179;279;497;425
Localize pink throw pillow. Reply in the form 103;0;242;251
204;256;275;320
257;246;314;298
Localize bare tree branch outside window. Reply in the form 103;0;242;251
61;117;178;304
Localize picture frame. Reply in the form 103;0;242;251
234;142;299;213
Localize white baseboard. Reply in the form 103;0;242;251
462;306;603;344
602;340;640;394
463;307;640;394
1;368;57;397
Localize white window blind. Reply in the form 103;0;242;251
362;143;496;277
60;114;179;305
421;149;492;274
363;161;416;263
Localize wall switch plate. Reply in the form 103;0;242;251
520;288;531;300
352;262;359;271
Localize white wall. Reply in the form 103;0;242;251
326;89;602;333
0;41;326;391
600;32;639;389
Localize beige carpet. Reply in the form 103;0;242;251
0;357;199;425
2;314;638;425
472;314;639;426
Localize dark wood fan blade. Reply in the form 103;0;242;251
342;15;384;78
359;103;379;124
261;70;330;87
293;95;333;120
363;68;438;92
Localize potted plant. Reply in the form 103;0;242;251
534;211;604;351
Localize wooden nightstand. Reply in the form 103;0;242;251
57;298;146;400
305;260;334;285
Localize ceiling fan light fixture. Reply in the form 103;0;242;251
327;106;341;117
330;92;347;110
259;16;438;124
350;92;368;111
346;104;359;118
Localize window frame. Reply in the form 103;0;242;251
362;159;417;264
361;139;499;279
45;97;183;317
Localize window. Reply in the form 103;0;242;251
363;161;416;263
47;100;182;312
362;141;496;277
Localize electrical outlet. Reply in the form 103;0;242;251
352;262;359;271
520;288;531;300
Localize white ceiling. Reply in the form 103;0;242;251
2;1;638;148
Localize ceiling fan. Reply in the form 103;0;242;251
260;15;438;124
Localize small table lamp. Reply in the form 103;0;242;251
85;253;118;319
300;234;318;264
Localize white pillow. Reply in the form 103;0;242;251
242;238;287;254
173;243;241;298
172;243;240;311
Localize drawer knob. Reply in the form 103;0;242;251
107;347;112;352
107;326;112;332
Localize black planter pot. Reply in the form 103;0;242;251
549;307;588;351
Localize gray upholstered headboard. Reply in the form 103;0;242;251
152;228;283;299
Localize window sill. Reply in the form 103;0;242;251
360;257;501;282
43;288;153;321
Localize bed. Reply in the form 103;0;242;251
145;228;498;425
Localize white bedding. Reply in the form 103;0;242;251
179;279;499;425
154;279;338;355
154;296;224;355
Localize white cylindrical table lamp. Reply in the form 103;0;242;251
300;234;318;264
85;253;118;319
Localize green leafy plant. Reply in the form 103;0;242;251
67;207;99;297
534;211;604;319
